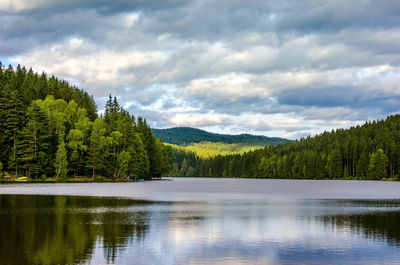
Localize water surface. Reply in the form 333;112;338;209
1;178;400;264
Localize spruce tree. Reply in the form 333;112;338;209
6;90;25;175
369;149;388;180
128;133;149;179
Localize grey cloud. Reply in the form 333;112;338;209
3;0;400;137
9;0;189;15
136;0;400;41
3;0;400;55
126;103;171;128
277;86;363;107
133;87;166;105
277;85;400;113
249;122;314;133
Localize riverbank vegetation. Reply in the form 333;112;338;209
0;63;173;181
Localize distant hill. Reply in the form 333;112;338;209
151;127;289;146
168;141;267;159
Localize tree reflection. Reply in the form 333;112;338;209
315;202;400;246
0;195;150;265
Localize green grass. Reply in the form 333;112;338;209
169;141;265;158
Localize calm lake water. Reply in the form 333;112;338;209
1;178;400;264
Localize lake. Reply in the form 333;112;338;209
1;178;400;264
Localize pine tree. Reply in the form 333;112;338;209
18;104;51;177
35;72;48;99
161;145;174;177
6;89;25;175
326;148;342;179
369;149;388;180
357;150;370;178
128;133;149;179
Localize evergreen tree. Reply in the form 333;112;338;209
6;89;25;175
18;103;51;178
128;135;149;180
369;149;388;180
357;150;370;178
161;145;175;177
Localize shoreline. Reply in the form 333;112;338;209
0;177;166;184
1;176;398;184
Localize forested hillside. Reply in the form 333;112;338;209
152;127;288;146
169;142;265;159
197;115;400;180
153;127;288;177
0;62;173;180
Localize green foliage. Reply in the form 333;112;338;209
136;117;164;178
116;150;131;179
18;103;52;178
0;195;149;264
169;141;265;159
369;149;388;180
128;132;149;179
161;145;175;176
54;139;68;178
152;127;289;146
173;115;400;180
0;63;173;179
87;118;108;178
176;115;400;180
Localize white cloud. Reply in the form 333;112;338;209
184;73;270;103
0;0;46;12
170;113;231;127
11;37;169;95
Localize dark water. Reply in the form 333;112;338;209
1;178;400;264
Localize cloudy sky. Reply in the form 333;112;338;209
1;0;400;139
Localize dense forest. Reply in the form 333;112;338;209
0;62;173;180
152;127;288;146
174;115;400;180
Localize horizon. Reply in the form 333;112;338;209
2;1;400;139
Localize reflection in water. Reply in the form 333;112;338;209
316;202;400;246
0;195;149;265
1;195;400;264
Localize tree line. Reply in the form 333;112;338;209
152;127;288;146
0;62;173;180
152;127;289;146
174;115;400;180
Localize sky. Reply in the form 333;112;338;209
1;0;400;139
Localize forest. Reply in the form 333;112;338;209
169;141;266;159
0;62;174;180
174;115;400;180
152;127;288;146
